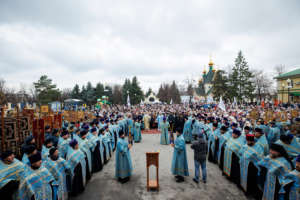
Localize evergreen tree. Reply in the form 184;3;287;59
86;82;95;105
33;75;61;105
122;78;131;104
95;82;104;99
170;81;181;104
81;85;87;102
212;70;230;101
157;84;165;102
130;76;144;105
71;84;81;99
187;84;194;97
228;51;255;102
145;88;153;97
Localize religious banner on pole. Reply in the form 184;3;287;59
218;96;226;112
127;94;131;107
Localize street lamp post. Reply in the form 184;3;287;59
286;78;292;104
281;83;285;103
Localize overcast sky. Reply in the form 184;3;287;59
1;0;300;92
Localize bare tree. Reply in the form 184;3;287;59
0;78;7;105
274;64;286;76
60;88;72;102
111;85;123;104
253;70;273;102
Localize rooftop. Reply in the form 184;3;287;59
275;67;300;79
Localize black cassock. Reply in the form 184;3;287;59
0;180;19;200
230;152;240;185
246;162;262;199
70;163;85;196
208;138;219;164
219;145;225;171
92;142;103;173
84;154;92;182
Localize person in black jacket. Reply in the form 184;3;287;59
191;133;208;183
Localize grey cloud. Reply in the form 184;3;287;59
0;0;300;90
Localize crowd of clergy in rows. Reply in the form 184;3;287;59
0;114;139;200
169;112;300;200
0;103;300;200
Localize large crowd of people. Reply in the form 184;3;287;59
0;102;299;200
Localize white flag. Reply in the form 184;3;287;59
218;96;226;111
207;95;214;104
170;99;173;104
127;94;131;106
233;97;237;108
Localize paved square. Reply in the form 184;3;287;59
72;133;251;200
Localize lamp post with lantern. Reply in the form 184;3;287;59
281;83;285;103
286;78;292;104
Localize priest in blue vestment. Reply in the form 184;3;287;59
0;150;26;200
160;117;170;145
223;129;245;185
254;127;269;156
171;128;189;182
134;118;142;143
66;139;86;196
183;117;192;143
285;154;300;200
115;131;133;183
45;147;71;200
239;134;264;198
258;143;294;200
276;134;300;164
18;152;55;200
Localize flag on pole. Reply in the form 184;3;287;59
218;96;226;111
233;97;237;108
127;94;131;106
261;99;265;108
207;95;214;104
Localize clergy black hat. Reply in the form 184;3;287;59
52;128;59;135
80;129;88;137
28;152;42;164
49;147;58;156
1;150;13;160
254;128;263;134
270;143;286;156
220;126;227;131
44;138;53;145
24;145;36;155
232;129;241;136
61;130;69;137
69;139;78;148
280;135;291;143
213;122;218;128
25;135;34;145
